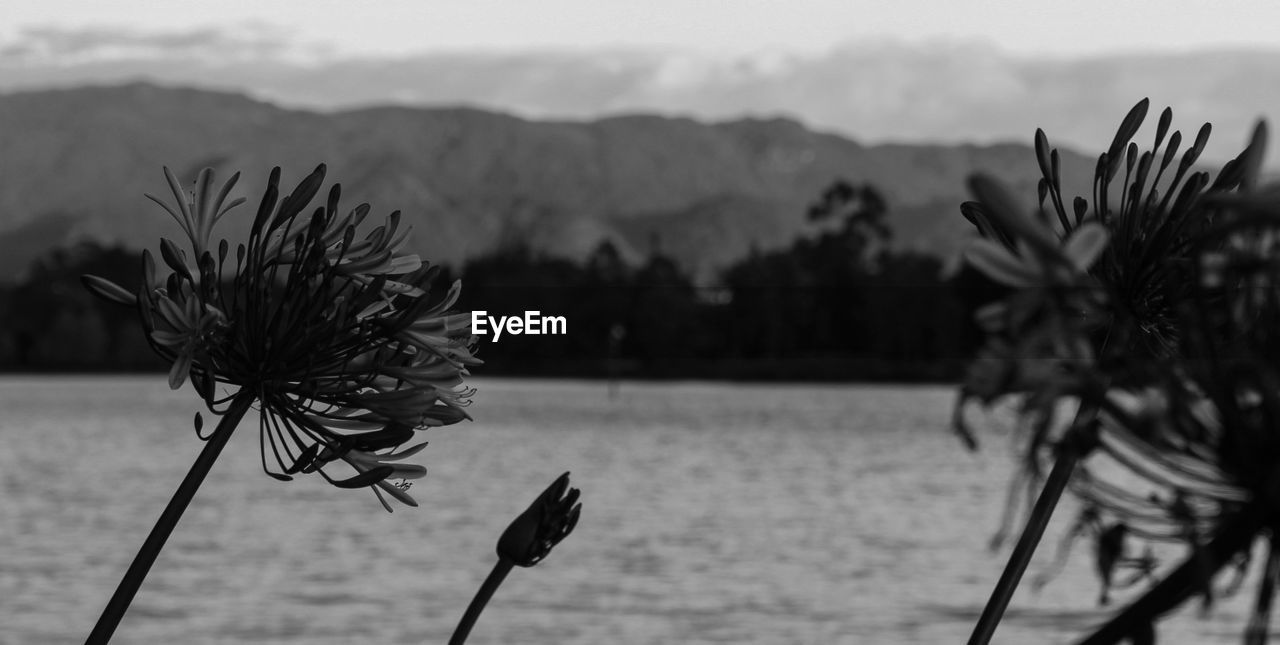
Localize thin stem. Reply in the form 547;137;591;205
86;390;255;645
968;446;1081;645
450;558;515;645
969;401;1100;645
1244;530;1279;645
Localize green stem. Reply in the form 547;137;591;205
450;558;515;645
86;390;255;645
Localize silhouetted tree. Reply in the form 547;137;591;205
2;242;152;369
5;181;981;380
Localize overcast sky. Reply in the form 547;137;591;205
3;2;1279;167
6;0;1279;58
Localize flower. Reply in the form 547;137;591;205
954;100;1268;455
147;278;229;390
958;99;1280;643
84;165;480;511
449;472;584;645
954;175;1110;453
496;471;582;566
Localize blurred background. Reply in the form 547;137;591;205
3;3;1280;644
2;0;1279;378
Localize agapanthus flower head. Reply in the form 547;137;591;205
957;100;1280;641
955;99;1272;453
496;471;582;567
85;165;480;511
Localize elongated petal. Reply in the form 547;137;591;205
377;442;431;462
1062;222;1109;273
146;193;194;240
965;238;1040;287
154;295;189;328
150;330;189;345
307;415;386;432
167;352;193;390
330;465;394;489
1238;121;1269;192
374;478;419;507
1105;98;1149;181
968;173;1062;259
162;166;195;228
160;238;192;281
82;274;138;306
385;254;422;275
286;443;323;475
195;168;217;234
386;462;428;479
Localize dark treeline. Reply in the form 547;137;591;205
0;181;992;381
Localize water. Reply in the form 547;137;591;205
0;376;1267;643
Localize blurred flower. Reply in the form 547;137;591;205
958;99;1280;642
497;471;582;567
954;195;1107;453
84;165;480;510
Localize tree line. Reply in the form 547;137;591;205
0;181;993;380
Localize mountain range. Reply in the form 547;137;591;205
0;82;1102;283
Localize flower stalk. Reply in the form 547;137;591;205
969;422;1090;645
448;472;581;645
81;165;480;643
86;389;255;644
967;406;1100;645
1245;533;1280;645
448;558;515;645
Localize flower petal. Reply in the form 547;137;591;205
167;352;193;390
81;274;138;306
1062;222;1110;273
968;173;1062;259
964;238;1040;287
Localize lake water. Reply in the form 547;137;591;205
0;376;1269;644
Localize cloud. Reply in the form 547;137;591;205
1;26;1278;167
0;24;316;64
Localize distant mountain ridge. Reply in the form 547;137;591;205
0;82;1097;282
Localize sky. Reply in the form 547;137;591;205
6;0;1280;58
2;2;1279;166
